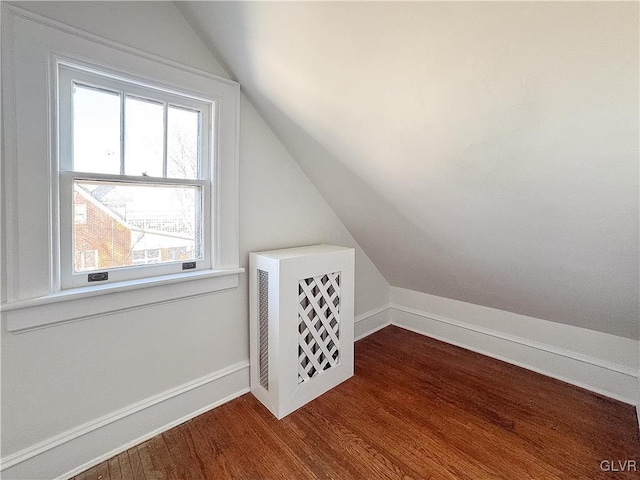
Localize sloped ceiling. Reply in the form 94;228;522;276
177;1;639;339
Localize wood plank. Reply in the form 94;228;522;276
162;423;206;480
107;454;122;480
95;459;109;480
136;441;165;480
73;465;98;480
185;413;241;478
245;397;357;480
127;446;147;480
116;451;135;480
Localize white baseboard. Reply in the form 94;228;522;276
354;305;391;341
389;287;639;406
1;362;250;480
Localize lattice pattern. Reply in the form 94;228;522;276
258;270;269;390
298;272;340;383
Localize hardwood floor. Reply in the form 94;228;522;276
74;326;639;479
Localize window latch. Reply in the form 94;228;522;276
88;272;108;282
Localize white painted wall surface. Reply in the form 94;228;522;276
179;1;639;340
0;1;389;474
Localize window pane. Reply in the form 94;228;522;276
73;84;121;174
125;97;164;177
73;180;202;273
167;106;200;179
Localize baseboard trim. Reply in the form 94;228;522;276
391;305;638;405
391;304;636;377
1;361;250;479
56;387;250;480
355;305;391;341
355;304;389;323
356;320;391;341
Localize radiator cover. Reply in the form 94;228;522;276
249;244;355;419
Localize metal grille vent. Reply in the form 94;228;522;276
258;269;269;390
298;272;340;383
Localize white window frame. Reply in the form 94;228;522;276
1;6;241;332
59;60;215;288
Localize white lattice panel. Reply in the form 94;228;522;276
250;245;355;419
298;273;340;383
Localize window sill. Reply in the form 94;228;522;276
1;268;244;333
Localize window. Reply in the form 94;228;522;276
2;9;240;332
58;63;213;288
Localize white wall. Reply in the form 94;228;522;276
179;1;639;340
0;2;388;476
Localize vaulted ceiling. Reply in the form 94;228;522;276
177;1;639;339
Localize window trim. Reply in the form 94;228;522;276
2;267;245;333
1;6;242;332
